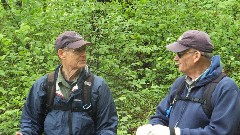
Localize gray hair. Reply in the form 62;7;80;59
200;52;212;59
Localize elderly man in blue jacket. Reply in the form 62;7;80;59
17;31;118;135
137;30;240;135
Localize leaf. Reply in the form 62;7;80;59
0;70;5;76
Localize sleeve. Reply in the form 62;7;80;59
19;77;47;135
148;93;171;126
95;78;118;135
148;77;183;126
180;78;240;135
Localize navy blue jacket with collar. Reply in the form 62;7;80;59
19;66;118;135
149;55;240;135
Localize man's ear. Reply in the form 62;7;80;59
57;49;65;59
193;51;201;63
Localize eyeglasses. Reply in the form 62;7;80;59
177;51;197;58
63;46;86;54
73;46;86;53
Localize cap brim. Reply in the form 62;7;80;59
67;40;91;49
166;42;189;52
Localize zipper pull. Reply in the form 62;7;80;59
174;121;179;128
166;105;173;118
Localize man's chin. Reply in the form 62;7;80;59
78;64;86;69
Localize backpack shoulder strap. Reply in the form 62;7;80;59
45;72;56;114
170;77;186;105
166;77;186;118
82;73;94;112
45;72;95;117
202;72;226;118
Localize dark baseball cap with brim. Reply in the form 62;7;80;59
166;30;213;53
55;31;91;51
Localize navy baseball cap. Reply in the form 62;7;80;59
55;31;91;51
166;30;213;53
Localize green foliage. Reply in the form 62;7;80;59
0;0;239;134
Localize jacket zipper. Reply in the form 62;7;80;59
174;87;192;127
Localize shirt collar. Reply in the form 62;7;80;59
185;64;211;87
56;65;81;88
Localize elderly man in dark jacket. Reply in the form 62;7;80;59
17;31;118;135
137;30;240;135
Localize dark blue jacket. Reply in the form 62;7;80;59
149;55;240;135
20;66;118;135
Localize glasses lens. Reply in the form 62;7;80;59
176;50;197;58
74;46;86;53
177;52;183;58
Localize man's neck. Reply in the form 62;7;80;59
187;61;211;80
61;66;83;82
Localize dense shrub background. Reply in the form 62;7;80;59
0;0;239;134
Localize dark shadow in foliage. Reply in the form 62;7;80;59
16;0;22;8
96;0;111;2
1;0;11;10
88;7;108;71
43;0;47;12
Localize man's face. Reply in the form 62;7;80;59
61;46;87;69
174;49;197;74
